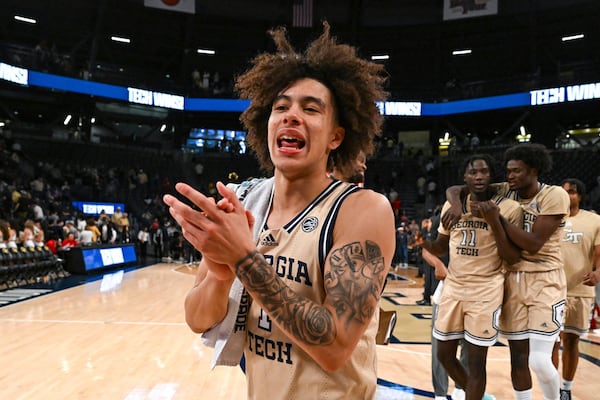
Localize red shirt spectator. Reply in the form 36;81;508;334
61;233;79;249
392;197;401;215
45;238;60;254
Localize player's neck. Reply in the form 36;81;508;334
469;189;493;202
569;205;580;217
270;173;332;221
518;180;540;199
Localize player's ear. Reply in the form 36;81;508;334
329;126;345;150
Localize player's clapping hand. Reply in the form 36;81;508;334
164;182;256;268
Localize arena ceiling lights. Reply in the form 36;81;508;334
197;48;216;55
111;36;131;44
452;49;472;56
371;55;390;61
13;15;36;24
561;33;585;42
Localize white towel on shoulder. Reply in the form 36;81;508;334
200;177;274;368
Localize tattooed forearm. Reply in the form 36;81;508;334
235;251;336;345
325;240;385;327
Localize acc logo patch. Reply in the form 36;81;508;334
302;216;319;232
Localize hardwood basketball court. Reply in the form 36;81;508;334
1;263;599;399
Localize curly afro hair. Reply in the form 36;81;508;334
504;143;552;176
236;21;389;173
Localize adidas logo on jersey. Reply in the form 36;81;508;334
260;233;278;247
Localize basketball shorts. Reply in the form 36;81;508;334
500;269;566;341
433;286;502;347
563;295;594;336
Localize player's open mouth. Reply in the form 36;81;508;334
278;135;306;150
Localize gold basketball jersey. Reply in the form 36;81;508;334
245;180;379;400
439;194;522;300
497;182;570;272
561;209;600;297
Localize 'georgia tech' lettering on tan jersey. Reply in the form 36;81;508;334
245;180;379;400
439;193;523;300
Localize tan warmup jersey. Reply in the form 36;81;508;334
497;182;570;272
439;194;523;301
561;209;600;297
244;180;379;400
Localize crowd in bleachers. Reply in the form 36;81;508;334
2;124;600;295
0;132;196;288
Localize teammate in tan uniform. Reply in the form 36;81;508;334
164;22;395;399
444;143;570;400
416;154;522;400
552;178;600;400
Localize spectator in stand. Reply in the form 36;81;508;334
137;226;149;263
119;212;130;242
409;218;420;236
7;226;18;249
121;225;132;243
30;176;45;197
391;194;402;221
170;231;185;261
60;232;79;249
399;210;409;226
98;209;111;226
416;217;438;306
79;229;93;245
395;223;411;269
0;219;9;249
111;207;124;236
31;198;45;222
426;178;438;213
45;231;61;254
47;214;64;242
34;229;45;247
388;187;399;218
109;222;118;244
425;157;436;175
153;219;166;260
84;217;101;243
137;169;149;198
76;214;87;234
21;226;35;247
99;219;111;244
63;220;79;241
